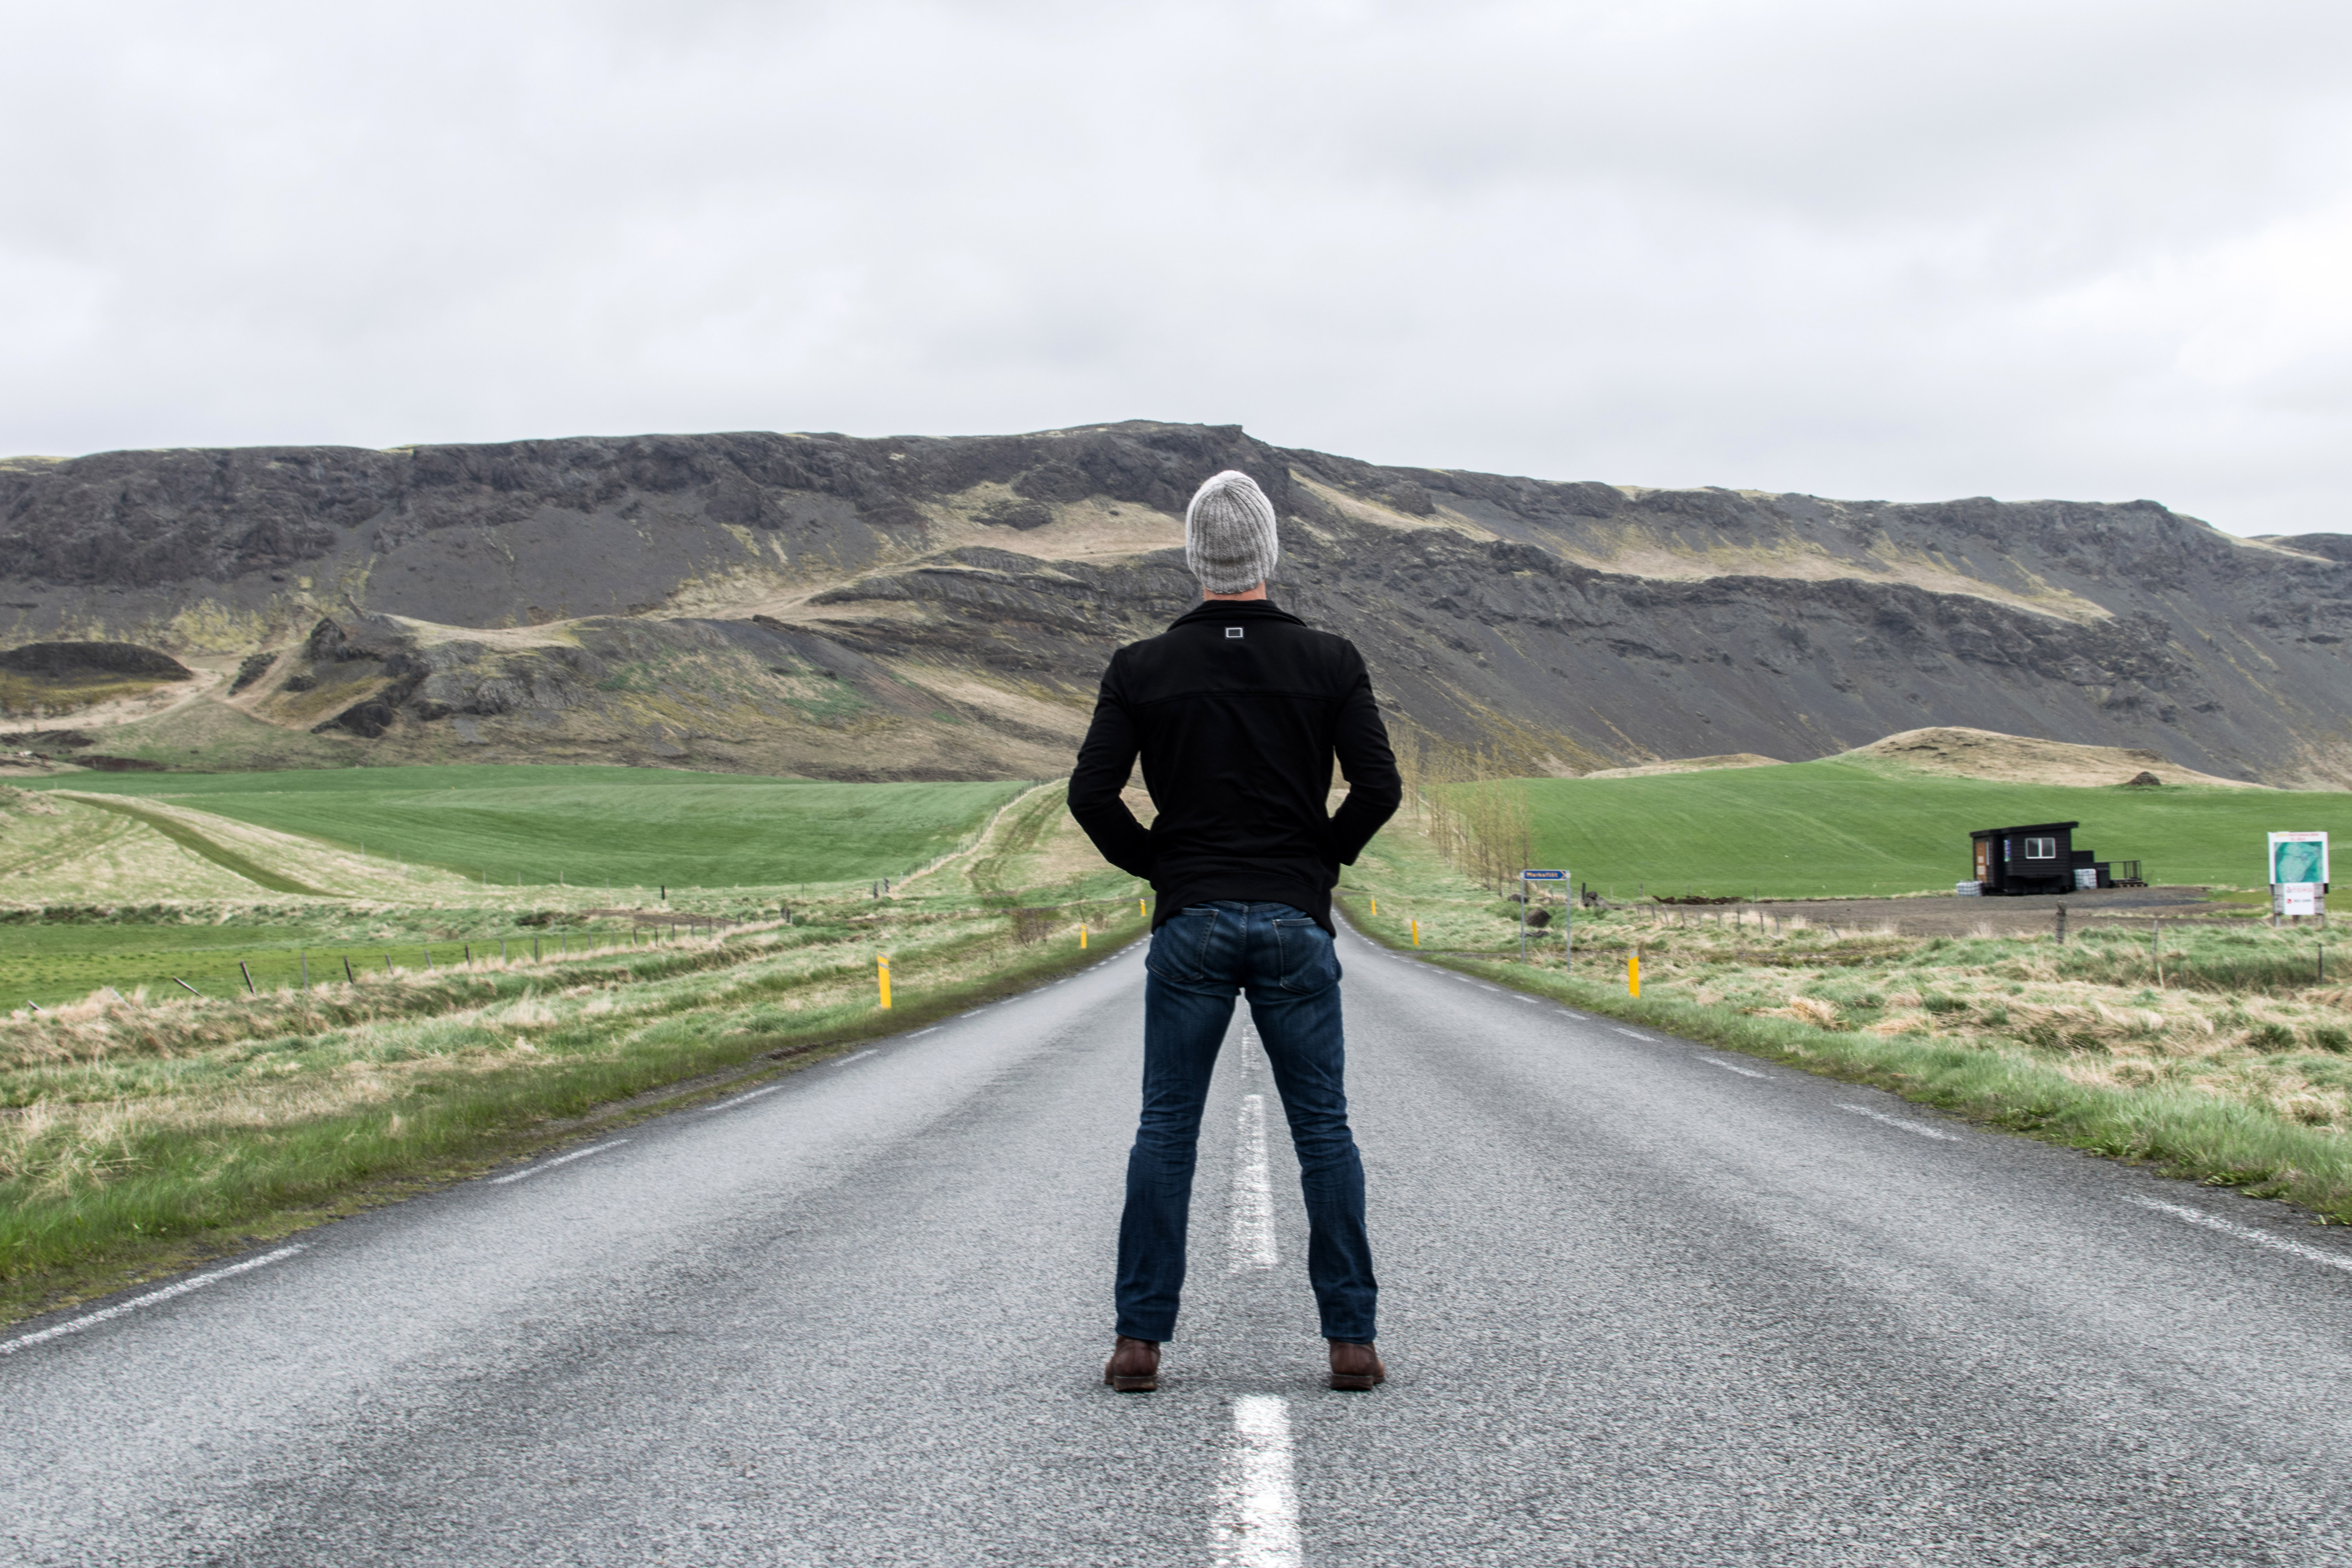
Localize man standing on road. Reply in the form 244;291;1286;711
1068;468;1402;1394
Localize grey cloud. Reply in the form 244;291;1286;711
0;0;2347;536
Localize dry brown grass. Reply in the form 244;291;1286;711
0;894;1127;1234
1845;726;2263;789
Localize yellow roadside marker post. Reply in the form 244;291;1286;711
877;956;893;1010
1140;898;1147;918
1080;923;1089;950
1411;919;1420;947
1629;950;1641;997
1370;897;1378;916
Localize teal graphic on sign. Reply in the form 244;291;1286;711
2268;832;2329;886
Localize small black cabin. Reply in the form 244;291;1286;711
1970;821;2102;895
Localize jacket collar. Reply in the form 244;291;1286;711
1169;598;1306;632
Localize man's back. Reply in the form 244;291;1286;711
1067;596;1399;934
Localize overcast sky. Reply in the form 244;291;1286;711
2;1;2347;536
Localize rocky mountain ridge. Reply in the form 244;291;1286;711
1;421;2347;785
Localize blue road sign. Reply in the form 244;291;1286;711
1522;869;1567;880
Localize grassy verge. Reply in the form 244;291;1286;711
0;887;1146;1327
1337;819;2352;1222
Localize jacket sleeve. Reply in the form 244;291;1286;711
1326;645;1403;865
1067;655;1157;877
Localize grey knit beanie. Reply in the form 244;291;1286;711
1184;470;1279;593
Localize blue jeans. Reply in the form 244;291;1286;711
1116;900;1377;1344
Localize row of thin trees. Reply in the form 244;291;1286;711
1391;731;1534;897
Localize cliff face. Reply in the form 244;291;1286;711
2;421;2347;785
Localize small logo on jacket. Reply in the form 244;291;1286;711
1225;626;1244;639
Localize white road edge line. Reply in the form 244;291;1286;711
1212;1394;1300;1568
909;1027;939;1036
489;1138;631;1184
0;1245;305;1356
1835;1103;1958;1141
1613;1027;1654;1042
699;1082;786;1114
2128;1195;2352;1275
1229;1094;1278;1273
833;1049;878;1067
1701;1056;1767;1079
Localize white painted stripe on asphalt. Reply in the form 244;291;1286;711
2128;1195;2352;1275
1835;1103;1958;1141
1613;1027;1655;1042
909;1027;939;1036
490;1139;630;1183
1212;1395;1299;1568
698;1082;786;1114
0;1246;305;1356
833;1049;878;1067
1701;1056;1767;1079
1513;995;1542;1005
1228;1094;1278;1273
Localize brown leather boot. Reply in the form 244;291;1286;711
1104;1336;1161;1392
1328;1339;1386;1391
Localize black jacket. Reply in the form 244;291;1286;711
1067;598;1402;934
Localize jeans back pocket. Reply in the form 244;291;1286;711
1269;916;1340;993
1145;906;1220;984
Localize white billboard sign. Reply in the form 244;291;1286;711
2268;832;2329;887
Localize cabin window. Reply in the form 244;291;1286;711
2024;836;2057;860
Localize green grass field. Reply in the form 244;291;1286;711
0;907;698;1011
1508;761;2352;899
34;766;1027;891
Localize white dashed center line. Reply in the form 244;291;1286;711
1229;1094;1278;1273
1836;1103;1958;1141
2128;1195;2352;1275
1701;1056;1767;1079
490;1138;630;1183
0;1245;305;1356
1212;1395;1299;1567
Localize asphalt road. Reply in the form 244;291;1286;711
10;926;2352;1566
